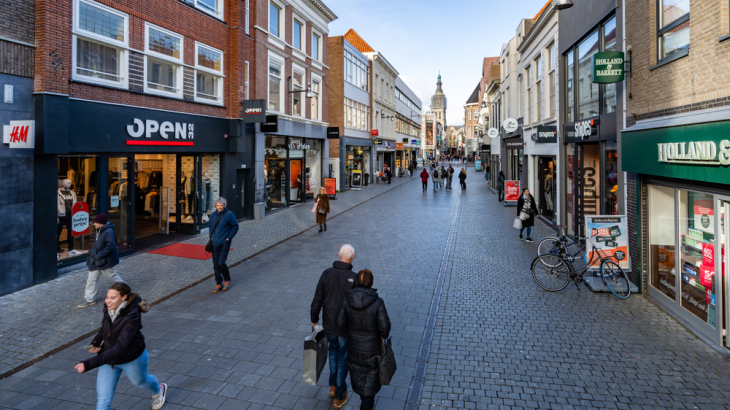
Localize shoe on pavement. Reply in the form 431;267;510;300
222;281;231;291
519;233;523;240
152;383;167;409
212;285;223;293
329;386;336;397
76;300;95;308
333;392;349;409
526;237;534;243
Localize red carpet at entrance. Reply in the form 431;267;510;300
148;243;232;260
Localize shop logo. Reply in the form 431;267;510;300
2;120;35;149
245;108;263;115
126;119;194;146
574;119;595;140
657;140;730;165
289;142;311;150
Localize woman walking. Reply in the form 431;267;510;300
458;168;467;189
516;188;539;242
337;270;391;410
315;187;330;232
497;171;505;201
74;283;167;410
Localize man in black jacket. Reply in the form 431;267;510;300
78;214;125;308
311;244;357;408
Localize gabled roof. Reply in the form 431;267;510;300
533;0;551;20
466;82;480;104
344;29;374;53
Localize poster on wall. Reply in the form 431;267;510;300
694;200;715;234
475;160;482;171
323;178;337;199
351;170;362;191
585;215;630;270
426;120;434;146
504;180;520;202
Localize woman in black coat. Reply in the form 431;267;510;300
337;270;391;410
516;188;539;242
458;168;467;189
74;282;168;410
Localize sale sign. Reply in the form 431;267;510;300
585;215;631;270
694;200;715;234
700;264;714;287
72;202;90;236
323;178;337;198
504;180;520;202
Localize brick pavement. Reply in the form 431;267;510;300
0;174;416;377
2;167;730;410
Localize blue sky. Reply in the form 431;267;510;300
326;0;550;126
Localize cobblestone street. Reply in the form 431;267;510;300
2;167;730;410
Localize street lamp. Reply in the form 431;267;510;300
554;0;573;10
287;76;313;98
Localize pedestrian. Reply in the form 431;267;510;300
336;269;391;410
77;213;124;308
311;244;358;409
447;164;454;190
459;168;467;189
516;188;539;242
497;171;505;201
315;187;330;232
75;282;168;410
209;197;239;293
440;167;448;190
420;167;429;192
485;165;490;182
386;166;392;184
432;166;440;192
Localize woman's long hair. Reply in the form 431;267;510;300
109;282;150;313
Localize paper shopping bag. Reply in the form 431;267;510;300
302;325;328;385
513;218;522;230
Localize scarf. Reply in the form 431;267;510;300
109;300;127;323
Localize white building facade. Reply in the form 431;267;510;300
364;51;398;173
394;77;422;174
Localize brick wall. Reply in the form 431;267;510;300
1;0;34;78
326;36;344;158
35;0;255;118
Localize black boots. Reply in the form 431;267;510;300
324;224;327;231
318;224;323;233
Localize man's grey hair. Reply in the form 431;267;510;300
339;244;355;260
215;197;227;207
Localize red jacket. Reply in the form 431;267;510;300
420;169;429;182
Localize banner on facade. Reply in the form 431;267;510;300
324;178;337;199
260;115;278;132
504;180;520;202
585;215;630;270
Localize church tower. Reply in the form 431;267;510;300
431;73;447;131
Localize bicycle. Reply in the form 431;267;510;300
531;228;631;299
536;225;586;267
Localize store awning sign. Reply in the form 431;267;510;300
502;118;518;133
241;99;266;123
592;51;625;84
327;127;340;139
564;118;599;143
487;128;499;139
536;125;558;144
260;115;278;133
126;118;194;146
396;143;403;150
2;120;35;149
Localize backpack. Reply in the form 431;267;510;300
432;170;439;178
440;169;447;178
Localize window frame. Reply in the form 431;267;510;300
656;0;690;63
311;72;322;121
267;53;285;113
291;64;306;118
244;60;250;100
193;0;223;20
245;0;250;34
193;42;225;105
269;0;284;40
311;28;323;61
292;15;305;52
72;0;129;88
144;23;184;98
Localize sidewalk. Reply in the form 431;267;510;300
0;174;417;378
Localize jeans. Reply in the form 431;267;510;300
325;332;348;400
498;189;504;201
447;177;452;189
422;181;427;191
433;181;438;190
205;187;211;212
85;269;124;303
96;349;160;410
212;243;231;285
520;225;532;237
360;395;375;410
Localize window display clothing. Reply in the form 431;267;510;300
204;176;211;212
57;188;78;251
149;171;162;188
137;171;150;190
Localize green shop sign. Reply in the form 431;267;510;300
622;120;730;185
592;51;625;84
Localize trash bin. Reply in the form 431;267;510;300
253;203;265;220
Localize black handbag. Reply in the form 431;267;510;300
205;210;227;253
317;207;326;215
377;337;397;385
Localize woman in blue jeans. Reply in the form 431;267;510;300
516;188;539;243
74;282;168;410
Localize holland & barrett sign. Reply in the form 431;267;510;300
592;51;625;84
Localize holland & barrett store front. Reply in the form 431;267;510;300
623;109;730;347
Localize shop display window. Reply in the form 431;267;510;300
107;157;132;252
306;140;322;196
265;136;287;212
201;155;220;218
57;156;101;263
566;144;575;235
604;141;618;215
649;185;677;302
678;190;716;326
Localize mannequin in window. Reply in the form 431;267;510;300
544;171;554;212
58;179;79;256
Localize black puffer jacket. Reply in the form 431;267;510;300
82;296;147;372
336;287;391;397
310;261;357;337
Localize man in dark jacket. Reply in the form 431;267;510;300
311;244;357;407
78;213;124;308
209;197;239;293
337;270;391;410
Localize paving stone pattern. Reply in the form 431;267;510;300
0;175;415;376
2;167;730;410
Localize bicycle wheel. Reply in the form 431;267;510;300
537;237;562;256
532;255;572;292
601;260;631;299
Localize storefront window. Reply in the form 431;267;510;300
265;136;287;212
678;190;716;326
57;156;101;263
306;140;322;197
566;52;574;123
566;144;575;235
289;139;304;203
201;155;220;217
108;157;131;252
582;143;600;218
577;31;599;119
649;185;677;301
538;157;555;220
603;17;617;114
604;140;618;215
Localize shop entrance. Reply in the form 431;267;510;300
537;157;556;220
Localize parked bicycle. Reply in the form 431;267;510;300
531;225;631;299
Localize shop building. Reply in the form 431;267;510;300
394;77;422;170
362;50;398;174
1;0;259;296
254;0;336;212
622;0;730;347
517;0;560;224
326;30;373;190
558;0;624;236
464;82;480;149
498;29;526;193
486;76;502;188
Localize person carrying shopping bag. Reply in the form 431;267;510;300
315;187;330;232
516;188;539;242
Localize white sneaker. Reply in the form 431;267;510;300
68;250;83;256
152;383;167;409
